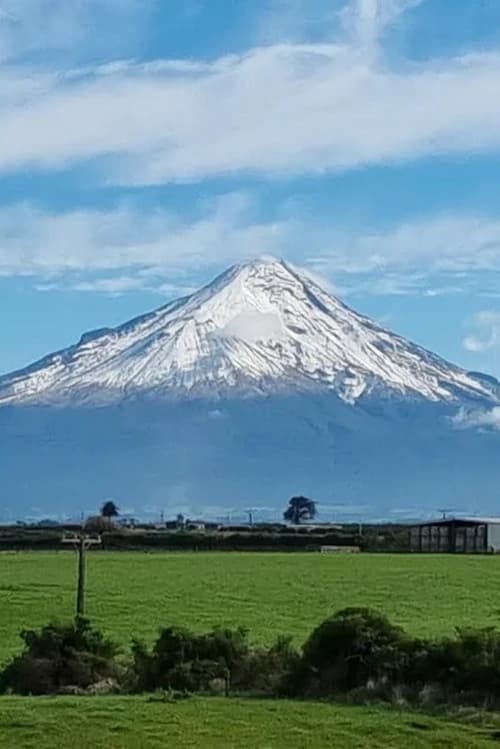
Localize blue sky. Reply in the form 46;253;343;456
1;0;500;378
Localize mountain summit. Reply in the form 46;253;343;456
0;258;497;406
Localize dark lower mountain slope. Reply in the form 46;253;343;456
1;394;498;520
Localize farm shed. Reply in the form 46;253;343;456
410;518;500;554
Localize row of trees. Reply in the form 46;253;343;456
5;608;500;710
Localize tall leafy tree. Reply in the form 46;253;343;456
283;496;317;524
100;500;119;523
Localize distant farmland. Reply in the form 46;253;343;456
2;552;500;664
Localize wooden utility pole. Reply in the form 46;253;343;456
62;530;101;619
76;533;86;618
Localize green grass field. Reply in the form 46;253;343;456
2;551;500;664
1;696;499;749
4;551;500;748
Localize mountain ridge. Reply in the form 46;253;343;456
1;258;498;407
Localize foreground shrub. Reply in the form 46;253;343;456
6;608;500;709
130;626;299;695
288;607;500;708
410;627;500;702
130;625;249;693
0;618;120;695
295;607;411;697
231;635;300;695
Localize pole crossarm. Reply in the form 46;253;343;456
62;533;102;548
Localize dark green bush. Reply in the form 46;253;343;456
130;625;249;693
0;618;120;695
408;627;500;699
297;607;411;696
231;635;300;695
291;608;500;707
6;608;500;709
130;625;299;695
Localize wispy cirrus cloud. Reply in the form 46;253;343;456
70;276;157;295
341;0;426;49
310;214;500;276
0;195;290;287
0;1;500;184
2;197;500;297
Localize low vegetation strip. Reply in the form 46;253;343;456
0;524;407;553
4;608;500;712
1;697;496;749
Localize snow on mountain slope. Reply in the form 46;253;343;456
0;258;497;406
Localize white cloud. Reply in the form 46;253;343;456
1;0;500;183
463;311;500;353
3;199;500;297
71;276;150;295
0;196;291;285
71;275;197;296
454;406;500;430
310;214;500;276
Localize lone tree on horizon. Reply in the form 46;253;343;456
283;496;317;525
100;500;119;527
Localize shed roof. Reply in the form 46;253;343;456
414;517;500;528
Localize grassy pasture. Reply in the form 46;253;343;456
0;696;498;749
3;552;500;748
2;551;500;664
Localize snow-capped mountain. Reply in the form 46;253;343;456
1;258;499;520
0;258;497;407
